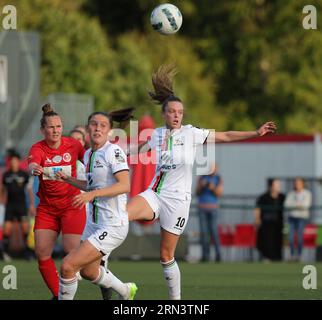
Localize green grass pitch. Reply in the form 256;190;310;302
0;260;321;300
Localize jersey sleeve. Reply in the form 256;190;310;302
28;144;43;165
192;127;210;145
108;145;129;174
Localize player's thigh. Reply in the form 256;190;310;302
62;233;82;253
127;192;158;221
34;229;58;258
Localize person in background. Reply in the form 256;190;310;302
254;179;285;262
284;177;312;262
72;125;90;149
196;163;223;262
0;153;35;260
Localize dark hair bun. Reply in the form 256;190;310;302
42;103;54;114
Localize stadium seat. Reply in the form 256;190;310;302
289;224;318;262
231;224;257;262
303;224;318;248
218;224;234;261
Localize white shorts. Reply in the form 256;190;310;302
81;221;129;258
139;189;191;235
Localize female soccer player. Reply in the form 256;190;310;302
127;65;277;300
56;111;137;300
28;104;86;299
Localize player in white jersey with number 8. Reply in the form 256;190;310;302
127;65;277;300
55;111;137;300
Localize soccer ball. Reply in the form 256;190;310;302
150;3;183;35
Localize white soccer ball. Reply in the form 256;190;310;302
150;3;183;35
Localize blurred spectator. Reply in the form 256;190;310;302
254;179;285;262
0;168;5;260
196;164;223;262
70;128;87;181
70;128;86;148
5;148;29;171
0;153;35;260
284;177;312;261
72;125;90;149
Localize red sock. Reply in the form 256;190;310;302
38;258;59;297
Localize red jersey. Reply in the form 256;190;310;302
28;137;85;207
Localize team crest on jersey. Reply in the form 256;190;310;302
52;155;62;164
114;149;125;163
63;153;71;162
45;157;52;164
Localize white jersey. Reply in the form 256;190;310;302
83;141;129;226
148;125;209;200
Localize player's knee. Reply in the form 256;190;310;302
34;245;51;260
160;249;174;263
60;257;77;277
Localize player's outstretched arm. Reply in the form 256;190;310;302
206;121;276;143
55;171;87;191
127;141;151;156
71;170;130;208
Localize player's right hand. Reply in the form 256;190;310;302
30;164;43;176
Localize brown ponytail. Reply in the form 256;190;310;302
148;64;182;112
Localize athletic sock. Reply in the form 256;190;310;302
38;258;59;297
92;266;128;298
161;258;181;300
58;276;78;300
3;235;9;253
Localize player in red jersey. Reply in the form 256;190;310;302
28;104;86;299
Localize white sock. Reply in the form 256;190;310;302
59;276;78;300
161;258;181;300
92;266;128;298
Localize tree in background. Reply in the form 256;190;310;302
2;0;322;133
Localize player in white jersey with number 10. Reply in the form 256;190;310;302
127;65;277;300
55;111;137;300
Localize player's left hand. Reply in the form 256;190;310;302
72;192;94;208
257;121;277;136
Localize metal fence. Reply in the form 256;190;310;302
0;31;40;158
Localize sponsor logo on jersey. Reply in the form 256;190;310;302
174;138;184;146
114;149;125;163
94;160;103;168
45;157;52;164
160;164;177;171
63;153;71;162
52;155;62;164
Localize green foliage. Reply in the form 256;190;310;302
1;0;116;110
2;0;322;132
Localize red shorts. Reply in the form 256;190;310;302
34;204;86;235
